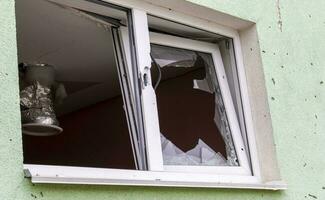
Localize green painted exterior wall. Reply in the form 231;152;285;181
0;0;324;199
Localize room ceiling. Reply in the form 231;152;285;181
16;0;126;115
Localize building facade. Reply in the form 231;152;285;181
0;0;324;199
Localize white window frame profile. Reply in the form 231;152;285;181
145;32;250;175
23;0;286;190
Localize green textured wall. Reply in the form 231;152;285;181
0;0;324;199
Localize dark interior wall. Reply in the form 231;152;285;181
23;95;136;169
156;67;227;157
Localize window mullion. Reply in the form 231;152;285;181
131;9;163;171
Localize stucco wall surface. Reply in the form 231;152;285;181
0;0;325;199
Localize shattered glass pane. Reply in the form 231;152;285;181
151;44;239;166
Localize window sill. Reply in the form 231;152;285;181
24;164;286;190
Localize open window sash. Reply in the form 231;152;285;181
84;11;148;170
111;27;146;170
46;0;147;170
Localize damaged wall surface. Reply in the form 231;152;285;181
0;0;325;200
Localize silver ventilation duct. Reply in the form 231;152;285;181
19;63;66;136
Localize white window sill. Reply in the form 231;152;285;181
24;164;287;190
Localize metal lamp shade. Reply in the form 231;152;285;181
20;63;63;136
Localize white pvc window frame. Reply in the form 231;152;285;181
146;32;250;175
22;0;287;190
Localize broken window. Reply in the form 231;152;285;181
151;44;238;166
18;0;260;187
145;30;250;174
